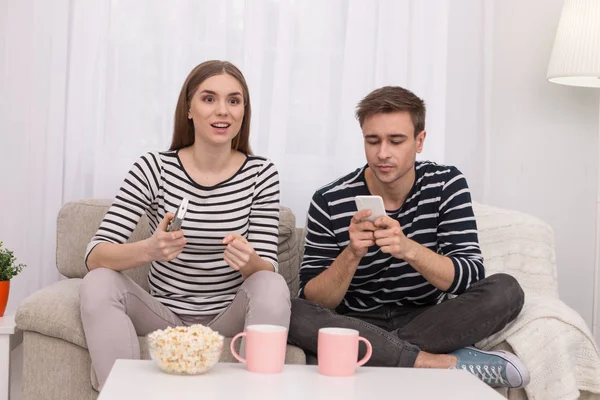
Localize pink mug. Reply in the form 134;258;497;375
318;327;372;376
230;324;288;374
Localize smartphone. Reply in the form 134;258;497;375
167;198;189;232
355;195;387;222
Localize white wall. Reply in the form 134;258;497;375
491;0;600;331
447;0;600;333
444;0;487;198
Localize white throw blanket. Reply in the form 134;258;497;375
472;203;600;400
477;295;600;400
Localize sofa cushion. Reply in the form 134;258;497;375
277;208;300;297
473;202;559;298
56;199;153;281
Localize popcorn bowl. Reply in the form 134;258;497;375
147;324;224;375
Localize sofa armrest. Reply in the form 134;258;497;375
16;278;88;349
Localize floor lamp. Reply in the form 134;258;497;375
547;0;600;337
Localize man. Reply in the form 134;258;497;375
288;86;529;389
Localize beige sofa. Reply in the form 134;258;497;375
15;199;306;400
15;199;600;400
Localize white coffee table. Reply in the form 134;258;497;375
0;315;22;400
99;360;504;399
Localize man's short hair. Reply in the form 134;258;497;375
355;86;426;137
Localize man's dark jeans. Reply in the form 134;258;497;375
288;273;525;368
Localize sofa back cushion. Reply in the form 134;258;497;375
56;199;300;295
473;202;559;298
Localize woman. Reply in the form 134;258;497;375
80;60;290;389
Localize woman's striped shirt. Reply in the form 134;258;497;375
85;150;280;316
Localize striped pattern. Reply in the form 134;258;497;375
299;161;485;312
85;151;280;316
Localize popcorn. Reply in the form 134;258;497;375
148;324;224;374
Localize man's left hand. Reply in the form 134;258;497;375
373;216;411;259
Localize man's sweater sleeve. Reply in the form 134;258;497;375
437;167;485;294
298;191;341;298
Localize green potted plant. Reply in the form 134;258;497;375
0;241;26;317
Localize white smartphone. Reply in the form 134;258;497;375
167;198;189;232
354;195;387;222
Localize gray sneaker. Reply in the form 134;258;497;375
449;346;530;388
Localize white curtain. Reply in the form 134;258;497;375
0;0;488;313
65;0;451;216
0;0;71;312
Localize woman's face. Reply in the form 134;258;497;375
188;73;245;148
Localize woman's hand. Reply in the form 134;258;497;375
222;234;257;272
143;212;187;262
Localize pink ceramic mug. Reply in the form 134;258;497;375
230;324;288;374
318;327;372;376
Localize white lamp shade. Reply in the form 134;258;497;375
547;0;600;88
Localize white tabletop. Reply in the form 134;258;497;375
0;316;15;336
99;360;504;400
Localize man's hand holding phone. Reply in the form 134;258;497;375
347;209;377;259
352;195;411;259
373;215;412;259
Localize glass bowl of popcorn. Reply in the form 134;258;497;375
147;324;224;375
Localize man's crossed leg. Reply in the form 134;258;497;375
288;273;530;389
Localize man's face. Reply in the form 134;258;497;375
362;111;426;186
